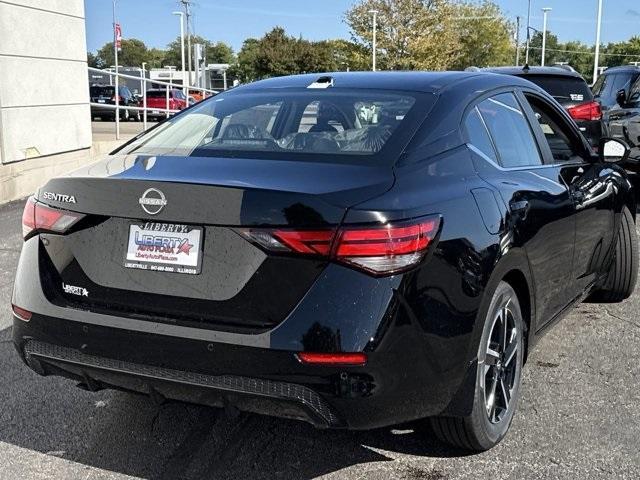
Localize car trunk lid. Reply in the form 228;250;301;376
35;154;394;332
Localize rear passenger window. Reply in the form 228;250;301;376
477;93;543;168
464;108;498;162
525;95;584;163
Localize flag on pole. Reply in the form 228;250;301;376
115;23;122;51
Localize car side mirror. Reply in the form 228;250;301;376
616;89;627;107
599;137;630;163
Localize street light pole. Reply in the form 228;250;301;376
515;16;521;66
541;8;551;66
525;0;532;65
593;0;603;83
112;0;119;139
181;0;192;87
369;10;378;71
141;62;147;130
173;11;186;96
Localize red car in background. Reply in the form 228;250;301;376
142;89;189;120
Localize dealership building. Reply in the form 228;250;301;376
0;0;91;201
0;0;230;203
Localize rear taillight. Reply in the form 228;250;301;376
111;95;122;102
21;197;84;240
238;216;441;276
297;352;367;366
11;304;32;322
567;100;602;121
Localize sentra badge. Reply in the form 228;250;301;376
139;188;167;215
43;192;77;204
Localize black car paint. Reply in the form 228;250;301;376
13;72;634;430
593;66;640;170
601;69;640;170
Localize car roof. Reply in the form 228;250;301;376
601;65;640;74
233;71;537;94
479;65;584;79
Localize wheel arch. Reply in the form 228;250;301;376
439;248;536;418
482;249;536;363
501;269;533;363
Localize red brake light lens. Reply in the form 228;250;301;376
238;217;440;276
21;197;84;239
297;352;367;366
11;304;32;322
567;100;602;121
273;230;335;255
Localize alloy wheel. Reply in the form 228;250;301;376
482;296;519;424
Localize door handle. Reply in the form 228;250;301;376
574;182;614;210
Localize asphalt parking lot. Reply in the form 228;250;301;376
0;198;639;480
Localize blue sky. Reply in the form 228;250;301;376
85;0;640;54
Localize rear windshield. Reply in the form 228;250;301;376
90;86;115;97
122;88;430;163
522;75;593;104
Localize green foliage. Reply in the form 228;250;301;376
163;35;235;69
527;31;561;66
449;1;514;70
345;0;458;71
345;0;513;71
88;3;640;85
524;33;640;83
602;37;640;68
96;38;150;68
146;48;166;69
87;51;102;68
231;28;364;82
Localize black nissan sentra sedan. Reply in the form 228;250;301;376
12;72;638;451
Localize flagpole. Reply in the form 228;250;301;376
113;0;120;139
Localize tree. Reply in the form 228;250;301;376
231;38;261;82
527;31;561;67
232;27;341;82
253;27;301;77
345;0;459;71
322;39;370;71
96;38;149;67
558;40;594;82
449;1;514;70
602;37;640;69
87;51;102;68
163;35;235;69
146;48;166;69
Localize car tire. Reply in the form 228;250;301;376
590;206;638;303
429;281;524;451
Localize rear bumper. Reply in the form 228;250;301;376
12;236;481;430
20;338;342;428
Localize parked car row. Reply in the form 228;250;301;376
90;86;209;122
593;65;640;171
468;64;640;176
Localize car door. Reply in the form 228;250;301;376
608;77;640;165
466;91;576;329
519;89;617;302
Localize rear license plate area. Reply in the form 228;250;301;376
124;222;202;275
